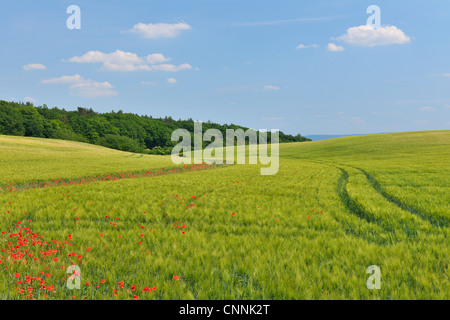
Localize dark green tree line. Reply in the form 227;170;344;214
0;100;310;154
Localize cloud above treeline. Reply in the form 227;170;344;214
327;43;345;52
336;25;410;47
296;44;319;50
125;22;191;39
23;63;46;71
66;50;193;72
41;74;118;98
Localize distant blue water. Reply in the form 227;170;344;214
305;134;368;141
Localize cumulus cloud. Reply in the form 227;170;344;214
151;63;192;72
23;63;46;71
327;43;345;52
263;85;280;91
167;78;177;84
126;22;191;39
67;50;192;72
336;25;410;47
41;74;118;98
146;53;171;64
41;74;84;84
296;44;319;50
418;106;435;111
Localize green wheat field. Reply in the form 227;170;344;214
0;130;449;300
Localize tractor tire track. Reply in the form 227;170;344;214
337;168;379;224
312;158;449;230
302;160;399;245
355;167;450;229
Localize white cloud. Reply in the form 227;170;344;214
68;50;143;65
263;85;280;91
418;106;435;111
126;22;191;39
41;74;118;98
24;97;36;103
70;81;117;98
336;25;410;47
327;43;345;52
444;73;450;77
41;74;84;84
101;62;152;72
151;63;192;72
146;53;171;64
23;63;46;71
167;78;177;84
296;44;319;50
67;50;191;72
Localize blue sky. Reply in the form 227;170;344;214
1;0;449;135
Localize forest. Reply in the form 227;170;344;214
0;100;310;154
